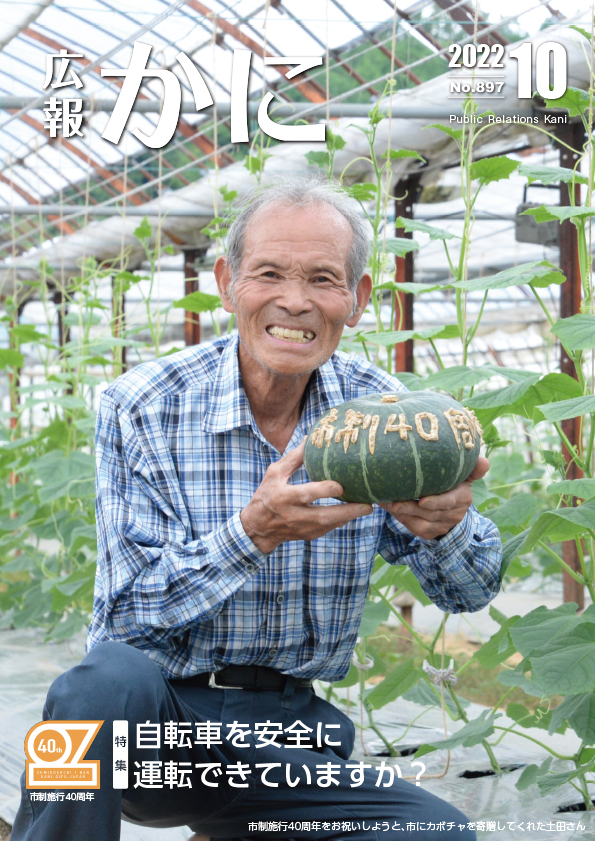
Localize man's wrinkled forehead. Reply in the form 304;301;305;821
240;200;353;268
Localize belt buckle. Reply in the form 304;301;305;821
208;671;243;690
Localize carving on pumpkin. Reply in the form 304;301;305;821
367;414;380;454
310;407;338;449
384;413;413;441
381;394;399;403
443;408;476;450
466;408;485;445
415;412;439;441
335;409;365;453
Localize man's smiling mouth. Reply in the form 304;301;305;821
266;326;315;344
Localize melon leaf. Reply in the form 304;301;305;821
518;162;588;186
452;260;564;292
415;710;499;757
547;479;595;500
485;494;537;531
395;217;459;240
365;659;421;710
358;325;459;346
173;291;222;313
382;238;419;256
533;393;595;423
543;85;591;117
470;155;519;185
521;205;595;224
357;599;390;639
551;314;595;350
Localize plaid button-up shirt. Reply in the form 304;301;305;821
88;333;502;681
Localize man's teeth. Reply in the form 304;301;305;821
267;326;315;344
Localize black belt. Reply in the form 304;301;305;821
170;665;313;691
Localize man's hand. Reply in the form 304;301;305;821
241;439;373;554
378;456;490;541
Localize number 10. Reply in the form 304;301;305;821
510;41;567;99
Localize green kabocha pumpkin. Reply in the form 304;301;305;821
304;391;483;503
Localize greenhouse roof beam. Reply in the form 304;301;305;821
0;97;564;120
273;2;381;97
432;0;508;47
0;125;89;247
0;0;455;212
328;51;381;97
0;0;196;137
0;41;186;205
380;0;446;55
184;0;327;102
141;0;289;105
0;206;524;220
89;0;237;165
0;176;74;235
328;0;422;85
0;0;55;54
0;83;108;246
23;25;233;167
0;0;568;255
0;53;164;203
13;113;153;205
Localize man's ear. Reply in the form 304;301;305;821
214;255;236;314
346;273;372;327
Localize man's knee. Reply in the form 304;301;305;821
46;640;165;720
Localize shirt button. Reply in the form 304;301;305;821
270;648;278;657
244;562;256;573
276;593;285;604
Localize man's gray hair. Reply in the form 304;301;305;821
225;176;371;294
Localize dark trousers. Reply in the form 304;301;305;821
11;641;475;841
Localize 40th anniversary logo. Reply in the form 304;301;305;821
24;720;103;789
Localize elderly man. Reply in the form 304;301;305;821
11;177;501;841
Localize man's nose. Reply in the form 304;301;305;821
275;278;314;314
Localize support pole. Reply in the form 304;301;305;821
53;289;73;394
394;175;422;373
8;301;26;434
8;301;26;496
111;276;127;376
52;289;70;351
556;122;586;609
184;248;204;346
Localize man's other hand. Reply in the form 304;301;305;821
241;439;373;554
378;457;490;541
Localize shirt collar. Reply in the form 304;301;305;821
202;333;347;436
297;355;346;436
203;334;253;434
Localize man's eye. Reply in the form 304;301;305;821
262;271;278;279
314;276;331;283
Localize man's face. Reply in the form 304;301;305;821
215;202;371;377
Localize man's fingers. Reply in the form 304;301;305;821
391;513;455;540
465;456;490;483
296;480;344;504
274;439;306;478
314;501;373;527
418;485;472;511
381;499;468;523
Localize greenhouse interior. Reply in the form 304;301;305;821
0;0;595;839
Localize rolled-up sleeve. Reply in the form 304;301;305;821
378;506;502;613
